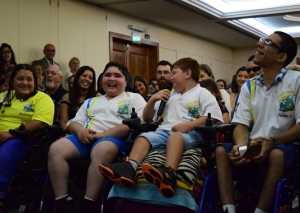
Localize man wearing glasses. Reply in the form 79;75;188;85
216;31;300;213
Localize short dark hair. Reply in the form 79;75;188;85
102;61;133;92
156;60;172;69
274;31;297;67
173;57;200;82
199;64;215;80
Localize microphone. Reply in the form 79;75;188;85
156;80;173;122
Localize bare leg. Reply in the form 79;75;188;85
128;137;151;162
257;149;284;211
85;141;118;200
48;138;80;198
215;146;234;205
166;132;184;170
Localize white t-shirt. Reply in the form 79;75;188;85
220;89;231;116
232;69;300;139
69;92;146;131
157;84;224;131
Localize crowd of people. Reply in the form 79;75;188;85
0;30;299;213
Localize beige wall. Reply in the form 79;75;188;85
0;0;253;82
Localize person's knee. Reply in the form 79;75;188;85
91;142;118;163
48;139;72;161
268;149;284;165
216;145;227;158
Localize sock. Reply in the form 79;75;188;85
223;204;236;213
128;159;139;170
254;208;267;213
84;195;96;202
55;194;68;200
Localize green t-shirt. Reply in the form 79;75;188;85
0;91;54;131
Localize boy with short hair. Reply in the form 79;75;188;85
99;57;223;197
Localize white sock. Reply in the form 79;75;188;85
55;194;68;200
128;159;139;170
84;195;96;201
254;208;267;213
223;204;236;213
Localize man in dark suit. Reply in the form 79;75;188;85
32;43;60;90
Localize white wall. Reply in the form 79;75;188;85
0;0;250;82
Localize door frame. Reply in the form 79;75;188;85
109;32;159;59
109;32;159;81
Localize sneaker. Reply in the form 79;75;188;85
142;163;177;197
80;199;99;213
53;196;74;213
98;161;136;186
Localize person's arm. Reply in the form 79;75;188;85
67;121;95;144
59;94;70;129
172;116;207;133
95;124;130;139
272;123;300;144
143;90;170;123
233;124;249;146
229;124;251;165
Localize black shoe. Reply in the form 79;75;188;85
142;163;177;197
98;161;136;186
53;196;74;213
80;199;99;213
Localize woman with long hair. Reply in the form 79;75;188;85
0;43;17;92
59;66;96;129
0;64;54;211
200;79;230;123
230;66;249;114
134;76;150;101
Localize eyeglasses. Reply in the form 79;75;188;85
246;66;260;73
259;37;281;51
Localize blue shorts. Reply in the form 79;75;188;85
222;142;296;169
139;129;203;149
66;134;129;158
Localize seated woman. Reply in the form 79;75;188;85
133;76;150;101
200;79;230;123
0;64;54;211
229;66;249;117
48;62;147;213
59;66;96;129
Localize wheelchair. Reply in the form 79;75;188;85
5;125;65;213
195;117;300;213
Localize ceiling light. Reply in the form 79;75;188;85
283;14;300;22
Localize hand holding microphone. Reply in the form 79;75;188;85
154;80;173;122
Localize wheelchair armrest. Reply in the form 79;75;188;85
194;123;236;144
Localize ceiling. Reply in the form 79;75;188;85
84;0;300;49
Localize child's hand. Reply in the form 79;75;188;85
171;122;194;133
229;145;250;166
78;128;96;144
149;89;170;103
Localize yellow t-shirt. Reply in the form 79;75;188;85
0;91;54;131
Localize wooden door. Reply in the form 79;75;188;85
109;32;158;83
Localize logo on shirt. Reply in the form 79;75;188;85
117;100;130;119
278;91;295;112
23;104;34;112
186;101;200;118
